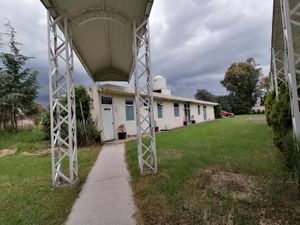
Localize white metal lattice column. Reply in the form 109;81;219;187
133;19;157;174
280;0;300;136
271;48;287;99
48;11;78;187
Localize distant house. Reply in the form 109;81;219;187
252;105;265;113
89;76;218;141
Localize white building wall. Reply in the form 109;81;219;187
154;101;184;130
206;105;215;120
94;93;216;141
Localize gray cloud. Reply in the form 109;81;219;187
0;0;273;104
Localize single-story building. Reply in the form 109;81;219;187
252;105;265;113
89;76;218;141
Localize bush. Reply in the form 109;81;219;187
40;111;50;140
77;119;101;146
269;86;292;148
265;91;275;126
41;86;101;146
214;105;222;119
282;131;300;193
265;86;300;193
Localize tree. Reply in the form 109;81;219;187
221;58;261;114
75;85;92;121
194;89;216;102
0;22;39;131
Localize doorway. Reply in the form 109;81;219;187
101;96;114;141
184;103;191;123
203;106;207;121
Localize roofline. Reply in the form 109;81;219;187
97;84;218;106
40;0;155;83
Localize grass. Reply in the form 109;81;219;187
0;129;101;225
126;115;300;225
0;128;48;153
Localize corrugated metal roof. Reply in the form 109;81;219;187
271;0;300;68
40;0;154;82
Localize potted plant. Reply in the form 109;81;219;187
118;124;127;139
191;115;196;124
154;120;159;132
183;116;188;126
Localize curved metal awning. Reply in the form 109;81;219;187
271;0;300;62
40;0;154;82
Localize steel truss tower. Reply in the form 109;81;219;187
271;48;287;99
47;11;78;187
133;19;157;174
279;0;300;136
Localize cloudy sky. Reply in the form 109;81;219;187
0;0;273;105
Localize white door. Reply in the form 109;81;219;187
101;96;114;141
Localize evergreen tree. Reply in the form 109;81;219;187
0;22;39;131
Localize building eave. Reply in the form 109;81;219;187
97;84;218;106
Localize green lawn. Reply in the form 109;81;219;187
0;129;48;153
126;115;300;225
0;129;101;225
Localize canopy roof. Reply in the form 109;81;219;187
40;0;154;82
271;0;300;62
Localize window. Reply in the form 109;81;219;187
125;99;134;121
157;103;163;118
174;103;180;117
101;96;112;105
203;105;207;121
198;105;201;115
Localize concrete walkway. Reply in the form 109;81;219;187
66;143;138;225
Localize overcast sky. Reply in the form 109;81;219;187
0;0;273;105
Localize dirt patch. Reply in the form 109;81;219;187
137;194;176;225
211;171;256;200
20;149;51;157
0;149;17;158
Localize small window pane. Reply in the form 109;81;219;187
101;96;112;104
125;99;133;105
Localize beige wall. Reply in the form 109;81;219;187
91;92;216;141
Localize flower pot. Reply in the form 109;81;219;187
155;127;159;132
118;132;127;140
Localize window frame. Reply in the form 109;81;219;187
157;102;163;119
174;103;180;117
125;99;134;121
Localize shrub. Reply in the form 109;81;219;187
41;86;101;146
265;86;300;193
77;119;101;146
282;131;300;193
214;105;222;119
264;91;275;126
40;111;50;140
269;86;292;148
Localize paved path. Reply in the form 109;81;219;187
66;143;138;225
